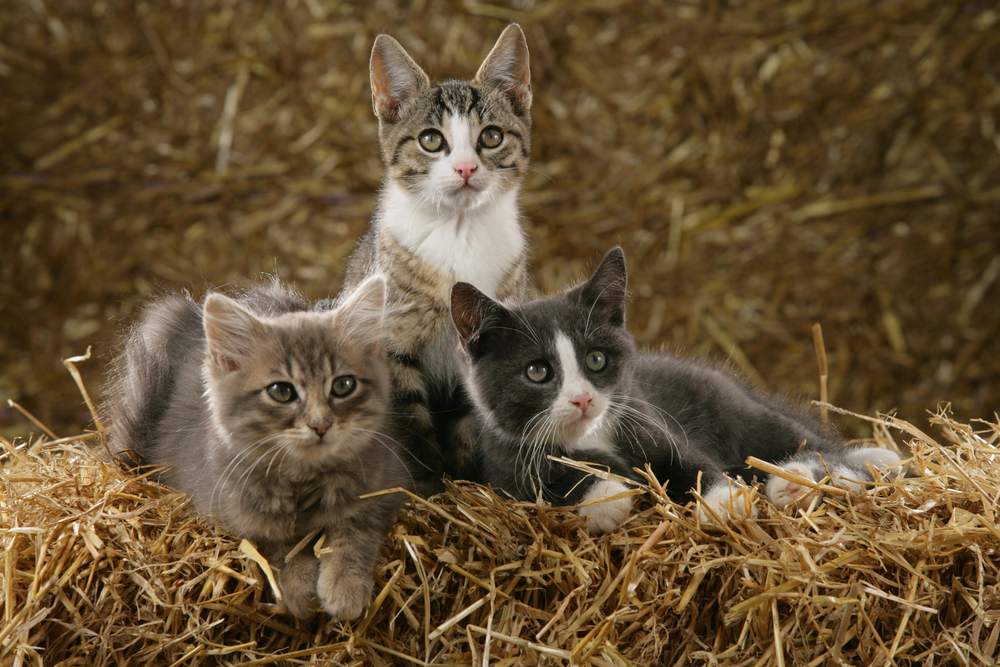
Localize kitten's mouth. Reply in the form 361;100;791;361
559;411;603;439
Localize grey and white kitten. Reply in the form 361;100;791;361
451;248;903;533
106;276;407;620
340;25;534;489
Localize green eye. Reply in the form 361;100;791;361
479;126;503;148
332;375;357;398
265;381;297;403
585;350;607;372
418;129;445;152
525;361;552;383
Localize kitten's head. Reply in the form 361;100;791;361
202;276;390;466
451;248;634;448
370;24;531;212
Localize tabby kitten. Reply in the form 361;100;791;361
451;248;903;533
341;24;534;489
106;276;407;620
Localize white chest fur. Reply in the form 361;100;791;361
377;181;525;297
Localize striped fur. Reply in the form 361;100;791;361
104;277;408;620
344;25;534;489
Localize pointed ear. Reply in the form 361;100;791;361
578;247;628;328
451;282;510;351
203;293;268;374
336;274;387;339
474;23;531;115
370;34;430;122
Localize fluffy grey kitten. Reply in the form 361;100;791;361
451;248;903;533
106;276;407;620
340;25;534;490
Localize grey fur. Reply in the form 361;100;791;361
451;248;901;513
105;277;408;620
340;25;534;489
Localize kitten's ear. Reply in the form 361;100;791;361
474;23;531;114
370;34;430;122
337;274;387;338
578;247;628;328
451;282;509;351
203;293;268;374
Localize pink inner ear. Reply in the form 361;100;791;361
210;350;241;373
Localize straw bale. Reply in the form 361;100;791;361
1;1;998;437
2;405;998;665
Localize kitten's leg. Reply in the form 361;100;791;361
445;412;482;482
765;460;822;508
316;505;396;621
276;550;320;620
765;447;904;507
698;474;758;524
387;349;444;494
258;541;318;620
523;450;634;534
578;478;635;534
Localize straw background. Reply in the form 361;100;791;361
2;2;1000;665
2;0;998;436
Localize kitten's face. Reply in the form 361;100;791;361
203;277;390;467
370;25;531;212
452;249;633;448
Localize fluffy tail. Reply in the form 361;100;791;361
104;294;202;467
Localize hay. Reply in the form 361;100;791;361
2;1;999;437
2;401;998;664
2;2;999;661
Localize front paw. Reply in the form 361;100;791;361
765;462;819;508
317;561;374;622
278;558;319;620
578;480;633;534
699;478;757;525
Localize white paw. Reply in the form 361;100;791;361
848;447;903;475
577;480;633;534
317;566;373;622
830;464;864;492
699;479;757;525
765;462;818;508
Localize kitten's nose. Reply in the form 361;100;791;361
309;421;331;437
570;392;593;415
454;162;477;183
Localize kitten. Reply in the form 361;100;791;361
340;24;534;489
450;248;903;533
106;276;408;620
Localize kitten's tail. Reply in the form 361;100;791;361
104;294;202;467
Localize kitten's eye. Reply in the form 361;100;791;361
332;375;357;398
479;126;503;149
585;350;607;372
525;361;552;383
265;382;297;404
418;129;445;152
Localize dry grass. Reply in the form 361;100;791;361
2;3;999;662
2;1;999;436
2;366;998;665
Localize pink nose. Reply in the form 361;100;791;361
454;162;477;183
310;421;330;437
569;393;593;414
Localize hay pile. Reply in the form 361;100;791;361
2;1;999;436
3;402;998;664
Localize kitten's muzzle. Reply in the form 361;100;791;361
308;419;332;438
453;161;477;184
570;392;593;417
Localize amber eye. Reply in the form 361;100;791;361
332;375;357;398
585;350;607;372
479;126;504;148
265;382;297;404
525;361;552;383
418;129;445;152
